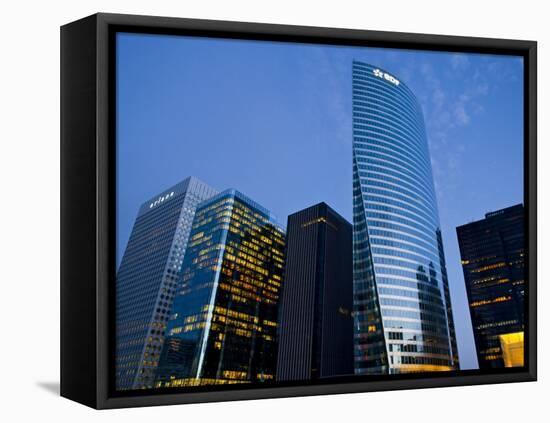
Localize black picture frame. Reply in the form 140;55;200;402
60;12;537;409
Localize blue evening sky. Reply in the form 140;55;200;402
116;33;524;371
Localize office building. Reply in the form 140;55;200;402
277;203;354;381
115;177;218;390
155;189;286;387
457;204;525;369
352;60;458;374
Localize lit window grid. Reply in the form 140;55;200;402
457;206;524;369
157;191;285;386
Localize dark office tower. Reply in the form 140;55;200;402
115;177;218;390
276;203;353;381
155;189;286;387
352;60;458;374
457;204;525;369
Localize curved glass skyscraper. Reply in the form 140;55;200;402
352;60;459;374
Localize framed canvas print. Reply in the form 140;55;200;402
60;12;537;409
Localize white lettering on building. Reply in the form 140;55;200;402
150;191;175;208
373;68;400;86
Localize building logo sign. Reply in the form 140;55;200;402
150;191;175;208
373;68;400;86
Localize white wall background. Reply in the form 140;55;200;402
0;0;546;421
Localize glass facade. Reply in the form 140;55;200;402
277;203;354;381
352;60;458;374
155;189;285;387
115;176;218;390
457;204;525;369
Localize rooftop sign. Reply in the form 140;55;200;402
373;68;400;86
150;191;175;208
